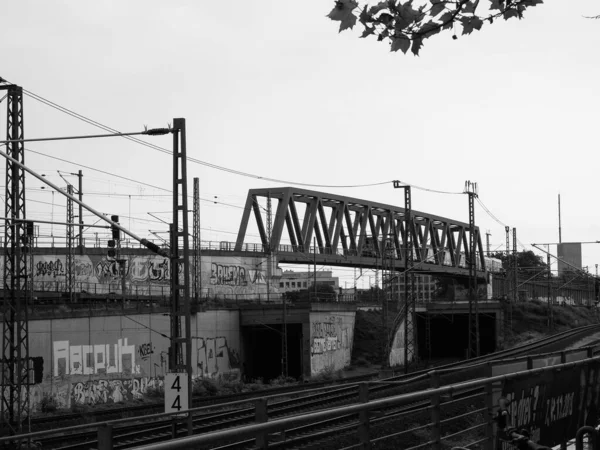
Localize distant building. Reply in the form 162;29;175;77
388;274;436;303
557;242;583;276
278;270;339;293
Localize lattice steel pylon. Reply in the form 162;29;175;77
1;82;30;437
193;177;200;303
465;181;480;358
392;181;416;373
169;118;193;434
382;235;395;368
66;184;75;303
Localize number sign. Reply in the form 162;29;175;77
165;373;189;414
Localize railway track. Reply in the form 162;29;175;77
30;371;378;432
35;323;600;450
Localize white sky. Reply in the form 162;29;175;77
1;1;600;287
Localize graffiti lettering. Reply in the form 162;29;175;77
505;385;541;429
210;263;248;286
310;317;348;356
196;336;241;381
148;259;169;281
36;259;64;278
544;392;574;426
71;377;163;406
138;342;154;360
311;337;341;355
53;338;140;377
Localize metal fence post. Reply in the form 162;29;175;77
358;382;371;449
484;363;494;450
255;398;269;449
430;371;441;450
575;426;598;450
97;423;113;450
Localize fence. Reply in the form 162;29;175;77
492;273;597;307
3;353;600;450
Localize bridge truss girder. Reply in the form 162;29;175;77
235;187;486;277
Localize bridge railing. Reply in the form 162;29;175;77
202;241;488;271
4;355;595;450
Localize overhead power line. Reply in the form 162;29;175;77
20;88;391;189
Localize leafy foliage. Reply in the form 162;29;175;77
327;0;544;55
490;250;548;275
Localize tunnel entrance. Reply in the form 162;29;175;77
242;323;303;382
416;313;497;359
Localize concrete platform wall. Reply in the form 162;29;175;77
26;310;240;411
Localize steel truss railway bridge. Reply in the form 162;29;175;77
229;186;487;279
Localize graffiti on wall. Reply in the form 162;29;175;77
210;263;266;287
1;253;271;297
53;338;140;377
95;258;172;283
71;377;163;405
137;342;154;360
310;316;348;355
196;337;241;381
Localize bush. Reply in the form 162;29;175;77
312;365;342;382
145;384;165;398
269;375;297;386
40;394;58;413
220;381;245;395
192;378;218;397
246;378;264;391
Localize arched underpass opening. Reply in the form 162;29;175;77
242;324;303;382
416;313;497;359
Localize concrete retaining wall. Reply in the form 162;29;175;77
388;316;415;368
309;310;355;376
23;310;240;411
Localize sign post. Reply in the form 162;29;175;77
165;372;189;419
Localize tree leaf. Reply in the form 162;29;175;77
390;36;411;53
361;26;376;38
400;0;419;24
438;11;455;30
420;21;441;39
368;1;389;15
462;1;477;14
489;0;502;10
461;16;483;34
411;37;423;56
503;8;520;20
377;12;394;25
327;0;359;32
521;0;543;6
430;1;447;17
359;7;373;25
377;29;389;41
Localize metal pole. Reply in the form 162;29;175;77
558;194;562;244
547;248;552;331
78;170;83;254
513;228;518;303
313;237;317;300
